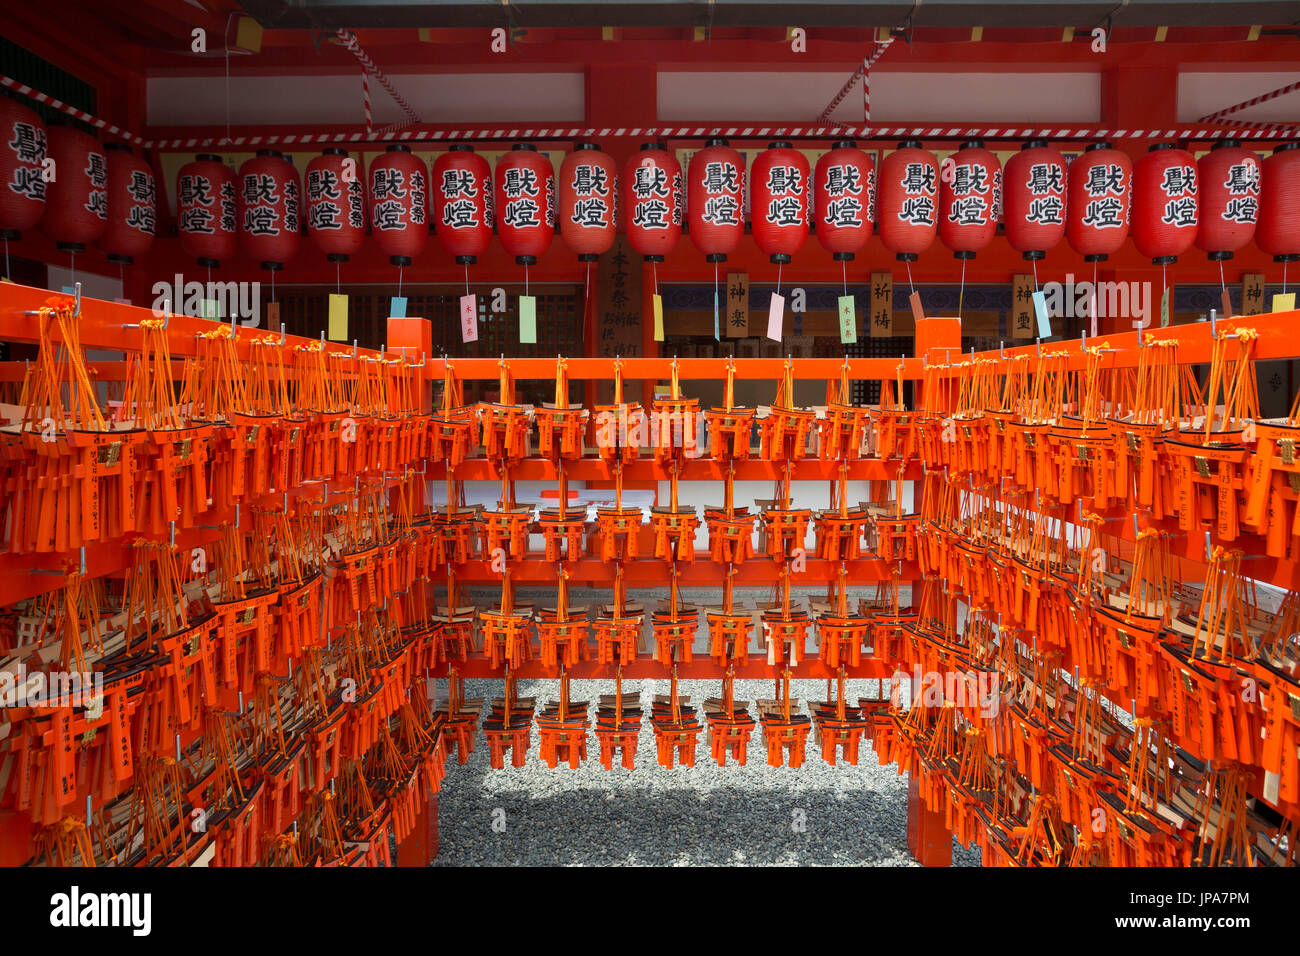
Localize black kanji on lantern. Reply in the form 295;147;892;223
1084;164;1125;196
1081;197;1124;228
1159;165;1196;196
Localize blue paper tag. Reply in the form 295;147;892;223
389;296;408;318
1031;291;1051;339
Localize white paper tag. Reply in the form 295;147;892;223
766;293;785;342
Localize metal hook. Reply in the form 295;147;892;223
999;340;1005;360
279;322;286;346
1210;308;1218;340
26;281;81;318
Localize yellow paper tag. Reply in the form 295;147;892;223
1273;292;1297;313
653;293;664;342
1159;287;1170;328
328;294;348;341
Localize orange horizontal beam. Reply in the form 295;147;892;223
432;653;896;680
446;557;916;586
439;458;920;481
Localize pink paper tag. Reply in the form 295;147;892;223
767;293;785;342
460;294;478;343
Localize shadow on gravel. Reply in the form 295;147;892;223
433;782;978;867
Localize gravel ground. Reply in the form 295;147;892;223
432;675;982;867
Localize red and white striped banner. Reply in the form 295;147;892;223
362;72;372;135
3;73;1297;151
334;30;421;126
0;75;148;147
1198;79;1300;123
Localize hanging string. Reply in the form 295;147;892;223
1284;260;1289;295
584;261;590;301
1090;258;1098;337
958;257;967;320
841;258;847;297
1161;261;1167;328
397;264;404;298
776;261;783;296
525;262;529;297
337;260;342;296
1218;257;1226;292
270;267;276;303
905;258;915;294
69;250;76;286
466;262;472;298
652;260;658;295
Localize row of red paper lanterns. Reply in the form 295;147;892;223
4;94;1298;270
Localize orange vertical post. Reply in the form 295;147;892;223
906;777;952;867
396;794;439;866
388;316;433;413
906;314;958;867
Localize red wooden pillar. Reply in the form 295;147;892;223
906;315;957;867
396;794;439;866
907;777;952;866
388;316;433;413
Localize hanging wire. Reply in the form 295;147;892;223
337;260;342;296
776;261;783;296
905;258;915;294
1218;257;1226;292
1091;258;1098;337
841;258;847;297
958;257;967;321
466;262;472;298
525;262;529;297
397;263;404;298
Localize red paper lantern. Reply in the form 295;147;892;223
98;143;155;265
623;142;682;262
750;141;810;264
1003;139;1066;261
369;144;429;266
1065;143;1131;262
687;138;744;262
305;148;365;263
433;145;494;264
40;123;106;251
877;140;938;262
238;150;301;270
494;143;555;265
814;140;874;261
177;155;237;268
1195;140;1260;261
0;94;46;240
559;142;618;261
1132;143;1198;265
1257;142;1300;263
938;140;1000;259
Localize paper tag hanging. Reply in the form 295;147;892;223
266;301;280;330
200;299;221;320
1273;292;1297;313
460;294;478;343
1160;287;1170;328
713;289;720;341
653;293;664;342
766;293;785;342
1219;288;1234;320
328;294;348;341
519;295;537;343
389;296;408;318
1031;291;1051;339
838;295;857;344
908;291;924;325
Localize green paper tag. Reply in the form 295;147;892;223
838;295;856;344
200;299;221;320
519;295;537;343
